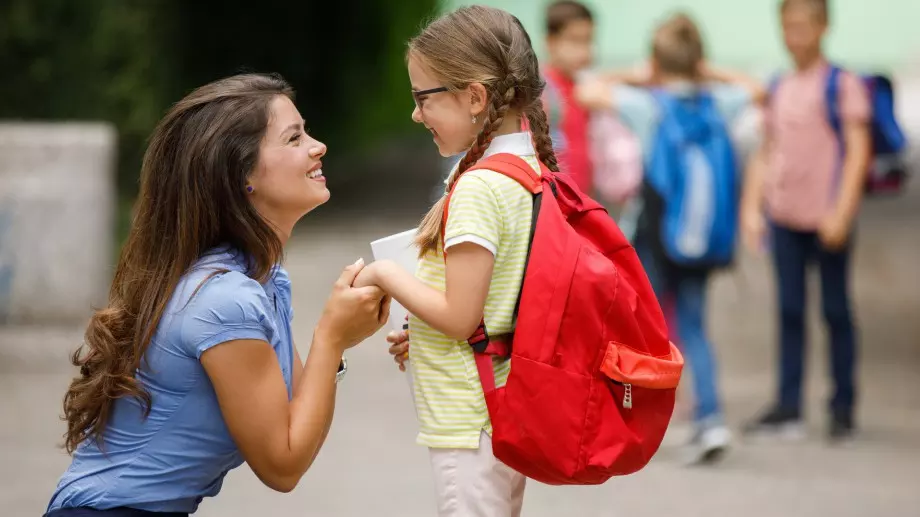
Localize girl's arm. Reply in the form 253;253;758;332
356;242;494;341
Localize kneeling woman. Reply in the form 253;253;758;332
45;74;389;517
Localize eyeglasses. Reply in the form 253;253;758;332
412;86;449;107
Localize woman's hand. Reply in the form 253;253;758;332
316;259;390;351
386;330;410;372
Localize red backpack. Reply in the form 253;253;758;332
443;153;684;485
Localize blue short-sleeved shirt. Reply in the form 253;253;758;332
47;248;295;514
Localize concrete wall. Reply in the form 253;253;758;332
0;123;116;325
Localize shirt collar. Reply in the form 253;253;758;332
482;132;535;158
444;132;535;186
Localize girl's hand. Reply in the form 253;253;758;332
316;259;390;351
386;330;410;372
353;260;385;289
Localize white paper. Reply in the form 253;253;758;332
370;229;418;331
370;229;419;407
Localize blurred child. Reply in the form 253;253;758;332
577;12;763;465
543;0;644;216
543;0;595;192
741;0;870;442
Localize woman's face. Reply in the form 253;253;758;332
248;95;329;229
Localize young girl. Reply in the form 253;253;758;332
353;6;558;516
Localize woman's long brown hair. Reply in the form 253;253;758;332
63;74;291;453
409;6;560;257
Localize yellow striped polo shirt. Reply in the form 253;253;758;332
410;132;540;449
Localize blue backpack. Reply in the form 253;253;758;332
640;90;739;270
770;66;910;196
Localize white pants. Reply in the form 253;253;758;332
428;431;526;517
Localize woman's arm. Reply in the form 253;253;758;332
291;345;304;391
355;242;494;341
200;262;388;493
201;333;341;492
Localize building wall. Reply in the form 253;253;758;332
445;0;920;75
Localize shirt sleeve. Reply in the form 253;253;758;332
444;172;502;256
179;271;274;359
840;72;871;124
710;84;753;126
610;85;660;155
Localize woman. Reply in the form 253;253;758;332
45;73;389;516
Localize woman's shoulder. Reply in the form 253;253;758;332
163;252;277;355
192;269;270;308
174;251;271;311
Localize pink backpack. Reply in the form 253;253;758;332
589;110;643;205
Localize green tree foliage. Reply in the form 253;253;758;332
0;0;437;196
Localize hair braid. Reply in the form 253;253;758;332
415;81;517;256
526;102;560;173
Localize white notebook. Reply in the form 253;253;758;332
369;229;419;408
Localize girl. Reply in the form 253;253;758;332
45;74;389;516
353;6;559;517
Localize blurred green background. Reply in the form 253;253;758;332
0;0;441;243
4;0;920;248
452;0;920;72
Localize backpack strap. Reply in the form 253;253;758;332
826;65;844;147
441;153;542;237
764;73;784;139
824;65;846;194
767;74;783;102
440;153;545;393
465;153;544;193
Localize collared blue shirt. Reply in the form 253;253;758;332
47;248;295;514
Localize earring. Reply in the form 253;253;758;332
472;115;477;124
246;185;254;194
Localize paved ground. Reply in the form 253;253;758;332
2;188;919;516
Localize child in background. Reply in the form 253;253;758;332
576;12;763;465
543;0;644;215
741;0;870;442
542;0;595;192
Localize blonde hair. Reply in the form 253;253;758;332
651;13;705;79
409;5;559;257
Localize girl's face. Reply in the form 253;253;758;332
408;55;485;157
248;95;329;229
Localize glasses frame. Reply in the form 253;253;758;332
412;86;450;107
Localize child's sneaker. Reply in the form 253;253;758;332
684;423;731;465
742;406;806;441
828;410;856;444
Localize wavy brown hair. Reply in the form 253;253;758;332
410;5;560;256
62;74;291;453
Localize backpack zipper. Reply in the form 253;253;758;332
623;383;633;409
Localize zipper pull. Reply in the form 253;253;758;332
623;383;633;409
